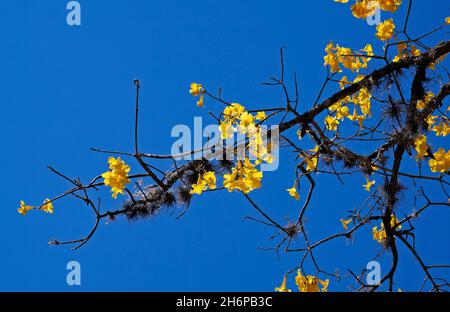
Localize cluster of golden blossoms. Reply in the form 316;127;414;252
372;215;402;244
335;1;402;41
223;158;263;194
275;271;329;292
102;156;131;199
189;84;274;196
325;75;372;131
189;82;205;107
334;0;402;18
393;42;421;63
376;18;395;41
414;103;450;173
324;42;373;73
18;199;54;216
285;145;320;201
190;171;217;195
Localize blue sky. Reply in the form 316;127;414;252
1;0;449;291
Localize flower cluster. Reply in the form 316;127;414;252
325;76;372;131
190;171;217;195
295;271;329;292
324;42;373;73
287;181;300;200
393;43;421;63
102;157;131;199
18;198;54;216
223;158;263;194
334;0;402;19
376;18;395;41
429;148;450;173
275;271;329;293
414;134;429;160
372;215;402;243
427;111;450;138
414;124;450;173
190;82;205;107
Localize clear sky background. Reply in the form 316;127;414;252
1;0;449;291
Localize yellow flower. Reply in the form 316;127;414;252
325;115;340;131
349;0;401;19
417;92;434;110
445;17;450;25
102;157;131;199
340;218;352;230
190;178;207;195
426;115;438;129
196;94;204;107
295;271;329;292
223;103;245;122
255;111;267;121
334;0;349;3
336;105;350;120
363;176;376;192
189;82;203;96
355;88;372;116
351;1;377;19
41;199;54;214
378;0;402;12
275;275;292;293
414;134;428;160
306;157;318;172
373;215;402;243
428;148;450;173
18;200;34;216
223;158;263;194
202;171;217;189
238;111;256;133
376;19;395;41
190;171;217;195
432;121;450;137
348;107;366;128
219;121;234;140
287;183;300;200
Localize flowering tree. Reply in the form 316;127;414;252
19;0;450;292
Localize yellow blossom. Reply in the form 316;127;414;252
414;134;428;160
295;270;329;292
219;121;234;140
196;94;204;107
18;200;34;216
428;148;450;173
189;82;203;96
190;171;217;195
373;215;402;243
348;107;366;128
325;115;340;131
340;218;352;230
376;19;395;41
41;198;54;214
255;111;267;121
426;115;438;129
223;158;263;194
275;275;292;293
432;121;450;137
417;91;434;110
363;176;376;192
102;157;131;199
287;182;300;200
351;1;377;19
238;111;256;134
